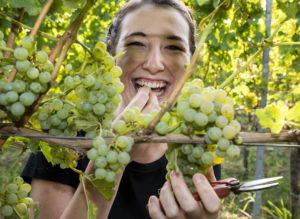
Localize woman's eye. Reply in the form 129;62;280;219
126;41;144;47
166;45;183;51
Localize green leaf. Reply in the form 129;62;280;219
277;0;298;19
28;140;40;154
166;145;180;172
195;0;209;6
8;0;41;16
74;119;99;132
286;101;300;122
63;0;84;10
87;201;97;219
33;202;40;219
256;101;288;133
89;177;116;200
40;141;53;164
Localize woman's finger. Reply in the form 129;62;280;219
169;171;202;218
206;167;216;182
113;86;151;123
192;173;221;214
142;91;161;114
148;196;166;219
159;181;181;219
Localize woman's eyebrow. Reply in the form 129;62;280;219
167;35;188;46
123;32;146;41
123;32;188;46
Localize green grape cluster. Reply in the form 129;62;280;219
35;100;74;136
55;42;124;137
0;176;33;218
87;136;133;182
49;144;78;169
0;34;52;121
159;79;242;191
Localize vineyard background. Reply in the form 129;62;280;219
0;0;299;218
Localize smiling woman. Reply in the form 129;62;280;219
21;0;221;219
115;5;190;105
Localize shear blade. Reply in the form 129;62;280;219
240;176;283;188
238;182;279;193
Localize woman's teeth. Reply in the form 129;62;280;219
135;79;166;96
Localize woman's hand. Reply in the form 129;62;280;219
113;86;160;123
147;168;221;219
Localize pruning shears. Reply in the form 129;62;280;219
193;176;283;200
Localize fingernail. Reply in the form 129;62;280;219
170;170;177;178
150;196;156;203
194;174;202;184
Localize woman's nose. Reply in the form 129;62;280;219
142;48;164;74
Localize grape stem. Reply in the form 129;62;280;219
0;46;14;52
75;40;94;57
270;42;300;47
4;8;25;58
79;173;91;209
7;149;25;174
29;0;54;39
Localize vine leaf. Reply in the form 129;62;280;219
286;102;300;123
166;144;180;172
40;141;53;164
74;119;98;132
90;177;116;200
87;201;97;219
277;0;298;19
7;0;41;15
256;101;288;134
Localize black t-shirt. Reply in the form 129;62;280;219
21;152;221;219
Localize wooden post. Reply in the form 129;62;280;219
253;0;272;218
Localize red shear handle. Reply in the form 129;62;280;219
192;184;231;200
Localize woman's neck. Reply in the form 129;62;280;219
130;142;167;164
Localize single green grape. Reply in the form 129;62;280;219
11;102;25;117
14;47;28;61
155;121;169;135
36;50;48;64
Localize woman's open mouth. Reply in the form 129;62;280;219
134;78;168;96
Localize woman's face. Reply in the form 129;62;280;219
115;5;191;106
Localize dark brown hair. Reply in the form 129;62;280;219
106;0;196;55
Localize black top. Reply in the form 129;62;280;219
22;152;221;219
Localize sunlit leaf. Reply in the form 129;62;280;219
256;101;288;133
